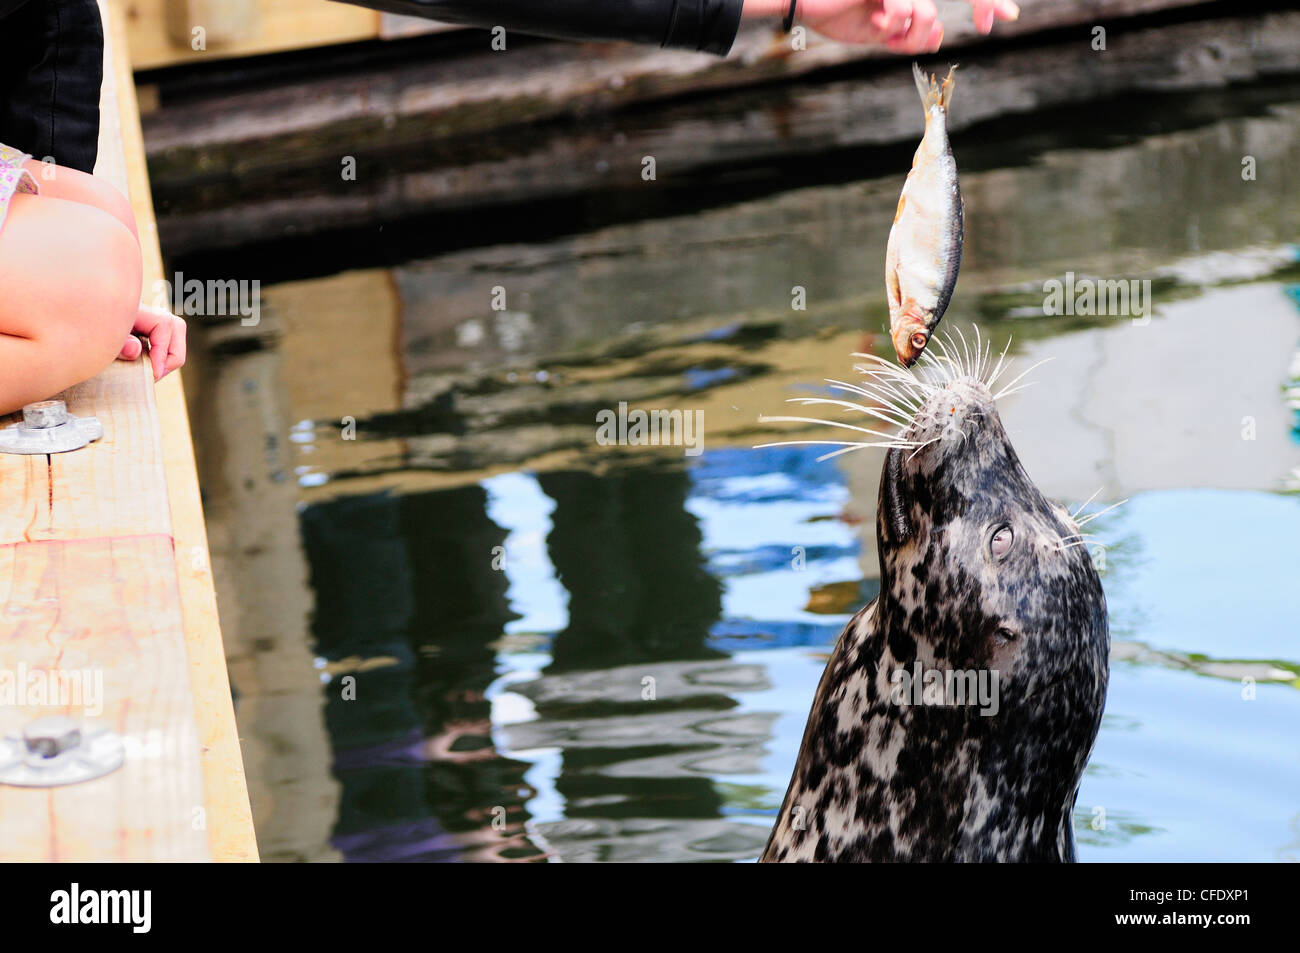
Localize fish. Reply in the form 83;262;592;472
885;63;964;367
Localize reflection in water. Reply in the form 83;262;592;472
289;452;1300;862
190;67;1300;862
303;488;545;861
538;470;724;673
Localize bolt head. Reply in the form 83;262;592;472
23;716;81;758
22;400;68;430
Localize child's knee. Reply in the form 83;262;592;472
53;211;142;374
91;217;143;347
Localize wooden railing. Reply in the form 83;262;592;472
0;0;257;862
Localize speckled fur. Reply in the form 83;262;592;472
761;377;1109;862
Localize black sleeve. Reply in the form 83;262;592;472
333;0;746;56
0;0;102;173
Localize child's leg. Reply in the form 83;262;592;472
21;159;137;238
0;192;141;415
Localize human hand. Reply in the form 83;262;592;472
117;303;187;381
744;0;1020;52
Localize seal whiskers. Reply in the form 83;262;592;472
1075;499;1128;526
1071;487;1105;519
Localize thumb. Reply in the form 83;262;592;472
117;335;143;361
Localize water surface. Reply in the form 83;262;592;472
189;70;1300;862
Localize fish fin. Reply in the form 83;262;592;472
912;62;957;115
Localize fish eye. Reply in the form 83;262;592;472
990;524;1014;559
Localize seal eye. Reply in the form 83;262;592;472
990;524;1014;559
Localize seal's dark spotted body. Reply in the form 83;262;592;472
762;376;1109;862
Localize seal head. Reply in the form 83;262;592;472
762;375;1109;862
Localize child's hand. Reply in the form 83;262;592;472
117;304;187;381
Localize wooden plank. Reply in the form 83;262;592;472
0;0;209;862
0;0;256;862
38;372;171;541
0;455;47;545
105;0;259;861
124;0;383;70
0;536;208;861
379;12;452;40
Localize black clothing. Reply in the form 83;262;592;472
335;0;746;55
0;0;103;173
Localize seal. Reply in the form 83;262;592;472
760;343;1109;862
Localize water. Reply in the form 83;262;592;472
188;73;1300;862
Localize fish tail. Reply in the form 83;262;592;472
912;63;957;116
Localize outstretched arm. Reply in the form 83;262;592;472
335;0;747;55
333;0;1019;56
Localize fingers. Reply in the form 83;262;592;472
885;0;940;53
148;318;173;382
864;0;1016;51
924;21;942;51
871;0;913;37
970;0;1019;34
164;312;188;377
127;304;188;381
116;335;143;362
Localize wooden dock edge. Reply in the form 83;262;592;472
125;0;451;72
103;0;259;862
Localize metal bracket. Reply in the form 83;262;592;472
0;716;125;787
0;400;102;454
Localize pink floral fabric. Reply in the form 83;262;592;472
0;142;39;232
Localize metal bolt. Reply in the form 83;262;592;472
23;716;81;758
21;400;69;430
0;718;125;787
0;400;102;455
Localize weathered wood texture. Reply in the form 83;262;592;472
110;0;260;862
0;536;206;860
124;0;446;70
0;0;256;861
142;2;1300;255
116;0;263;860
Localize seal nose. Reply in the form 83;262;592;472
915;379;994;455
